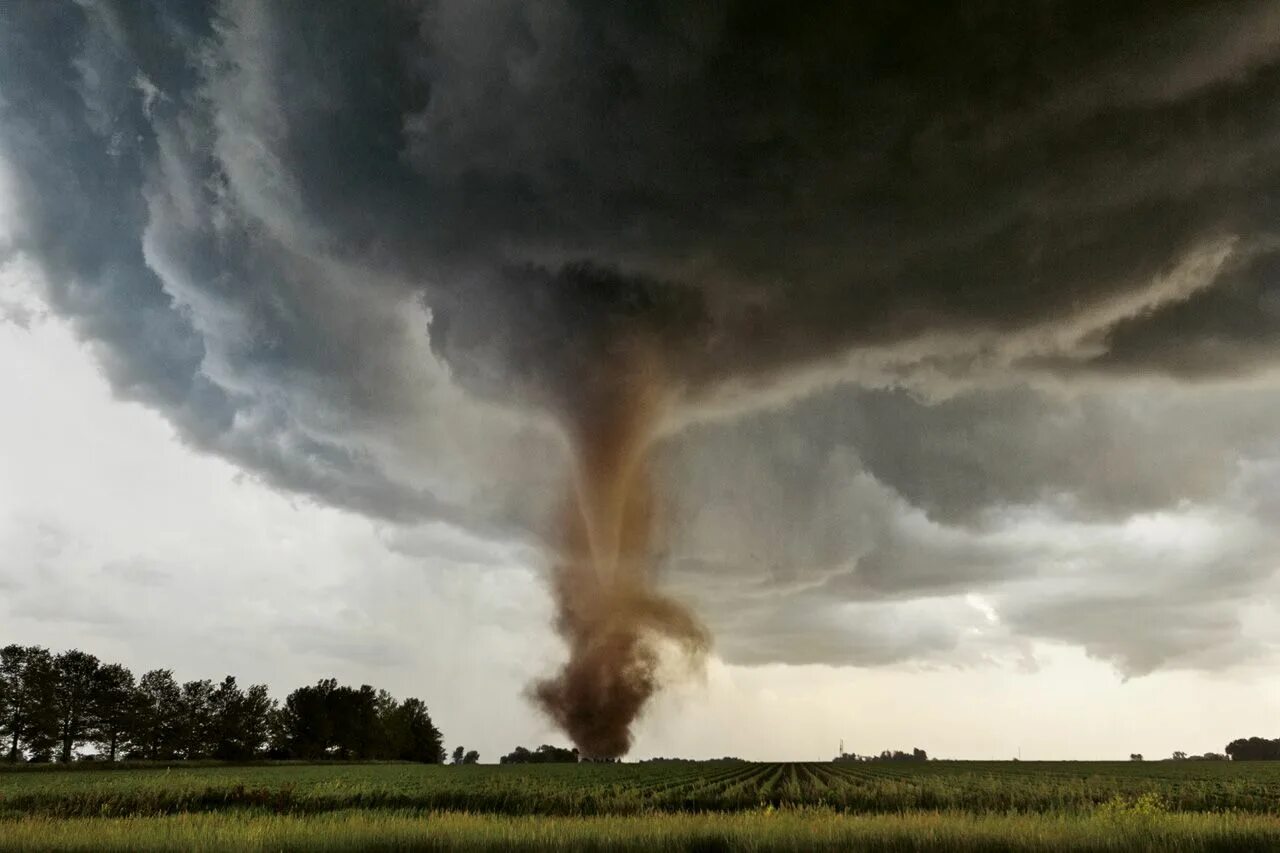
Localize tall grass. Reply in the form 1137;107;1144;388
2;807;1278;852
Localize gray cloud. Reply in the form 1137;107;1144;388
4;0;1280;676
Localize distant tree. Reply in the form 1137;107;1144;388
0;648;11;759
463;749;479;765
501;745;531;764
51;650;100;762
237;684;275;758
2;644;448;766
452;745;465;765
178;679;217;759
0;645;56;761
1225;737;1280;761
1130;753;1143;761
271;680;442;763
334;685;381;759
273;679;338;759
500;744;578;764
207;677;275;760
836;748;928;763
88;663;135;761
383;697;445;763
208;677;245;760
1171;751;1187;761
130;669;184;760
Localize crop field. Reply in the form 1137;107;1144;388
5;760;1280;850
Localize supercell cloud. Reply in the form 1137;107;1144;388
4;0;1280;743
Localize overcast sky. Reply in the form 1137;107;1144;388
4;1;1280;761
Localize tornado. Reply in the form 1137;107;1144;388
532;348;708;759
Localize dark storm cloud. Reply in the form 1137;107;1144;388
4;0;1280;672
10;2;1280;416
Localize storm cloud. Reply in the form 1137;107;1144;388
3;0;1280;682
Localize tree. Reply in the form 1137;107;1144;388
0;645;25;761
178;679;216;759
235;684;275;759
88;663;135;761
0;646;57;762
500;744;578;764
271;680;443;763
1225;737;1280;761
463;749;479;765
1;644;448;766
330;684;380;759
383;697;445;763
501;745;532;764
273;679;338;759
452;745;465;765
1130;753;1144;761
130;669;183;760
51;650;100;762
208;677;274;760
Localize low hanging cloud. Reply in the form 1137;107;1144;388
3;0;1280;683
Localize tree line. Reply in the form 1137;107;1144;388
1223;738;1280;761
499;744;579;764
834;748;928;763
0;644;445;763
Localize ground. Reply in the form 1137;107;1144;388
3;759;1279;850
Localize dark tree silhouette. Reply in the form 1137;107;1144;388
1;646;57;762
88;663;135;761
179;679;216;759
500;744;579;764
130;669;184;760
272;680;444;763
274;678;337;759
452;745;465;765
0;643;445;764
1225;737;1280;761
835;747;929;763
463;749;480;765
381;697;446;763
51;650;99;762
207;677;274;760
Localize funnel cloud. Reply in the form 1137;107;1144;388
5;2;1280;753
533;348;707;757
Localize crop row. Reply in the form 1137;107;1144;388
4;762;1280;819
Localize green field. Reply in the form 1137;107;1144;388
4;760;1280;850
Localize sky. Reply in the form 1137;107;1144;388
4;1;1280;761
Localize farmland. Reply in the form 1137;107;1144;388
4;760;1280;850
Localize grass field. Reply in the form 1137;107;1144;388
4;760;1280;850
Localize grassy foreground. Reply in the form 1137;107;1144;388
5;761;1280;850
3;808;1280;852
